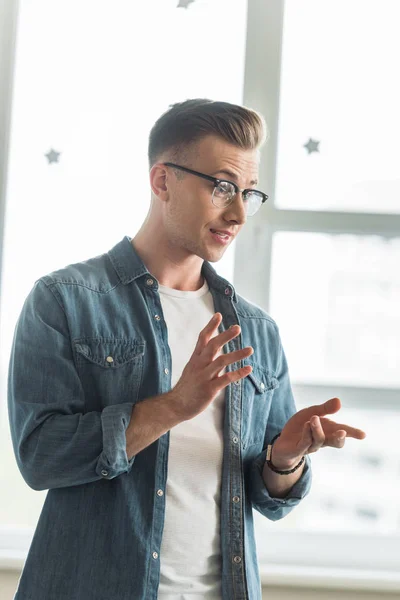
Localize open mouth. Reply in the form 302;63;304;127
210;229;230;244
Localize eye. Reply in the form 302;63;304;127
244;190;264;202
214;181;235;198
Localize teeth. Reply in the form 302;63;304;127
212;230;228;238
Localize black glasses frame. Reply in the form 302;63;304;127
163;162;269;206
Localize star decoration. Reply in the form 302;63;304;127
303;138;320;154
177;0;195;8
45;149;61;164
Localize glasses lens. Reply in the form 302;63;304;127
212;182;235;206
211;185;265;216
244;191;263;216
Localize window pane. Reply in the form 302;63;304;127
269;232;400;388
0;0;247;529
275;0;400;213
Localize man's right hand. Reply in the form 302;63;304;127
167;313;254;422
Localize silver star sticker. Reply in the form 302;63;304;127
303;138;320;154
177;0;195;8
45;149;61;164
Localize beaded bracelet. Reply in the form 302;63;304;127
266;433;305;475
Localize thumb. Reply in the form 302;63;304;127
313;397;341;417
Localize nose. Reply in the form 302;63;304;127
223;192;247;225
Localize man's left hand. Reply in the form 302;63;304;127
271;397;366;470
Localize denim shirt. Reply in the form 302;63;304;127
8;236;311;600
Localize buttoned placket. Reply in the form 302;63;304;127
223;285;248;598
143;275;172;597
144;276;248;599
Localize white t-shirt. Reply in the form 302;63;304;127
157;278;226;599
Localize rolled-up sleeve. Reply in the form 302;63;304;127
249;451;312;520
247;325;312;520
7;279;136;491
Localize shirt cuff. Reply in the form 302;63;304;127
96;403;136;480
249;448;312;517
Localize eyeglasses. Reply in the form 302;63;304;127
163;162;268;217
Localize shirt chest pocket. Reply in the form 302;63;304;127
241;365;279;448
74;338;145;410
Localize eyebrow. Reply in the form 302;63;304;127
211;169;258;187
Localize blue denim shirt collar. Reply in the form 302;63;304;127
108;235;238;303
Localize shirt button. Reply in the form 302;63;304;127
146;278;154;286
106;356;114;364
233;556;242;564
101;470;108;477
157;489;164;497
234;380;240;386
233;496;240;503
164;368;169;375
260;382;265;390
232;436;238;444
225;287;231;295
152;552;158;559
155;315;161;321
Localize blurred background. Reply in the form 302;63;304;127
0;0;399;598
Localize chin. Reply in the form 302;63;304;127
203;248;226;263
195;239;227;263
207;255;223;263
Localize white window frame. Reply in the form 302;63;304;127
0;0;19;272
235;0;400;590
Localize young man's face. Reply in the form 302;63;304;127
158;134;260;263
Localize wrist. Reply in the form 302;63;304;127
271;447;302;471
266;433;305;475
163;391;187;426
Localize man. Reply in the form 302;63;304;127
8;99;366;600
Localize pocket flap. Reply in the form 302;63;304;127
247;367;279;394
75;339;145;368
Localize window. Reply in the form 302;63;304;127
271;233;400;387
234;0;400;587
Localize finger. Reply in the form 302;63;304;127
193;313;222;355
321;418;367;440
341;426;366;440
207;324;242;361
307;416;326;453
322;429;347;449
333;430;347;448
213;365;253;392
295;420;313;455
209;346;254;379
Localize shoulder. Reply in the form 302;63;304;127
37;250;118;293
235;292;279;332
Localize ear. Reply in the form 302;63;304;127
149;163;170;201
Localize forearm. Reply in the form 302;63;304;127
262;459;305;499
126;392;182;459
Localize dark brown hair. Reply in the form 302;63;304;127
148;99;267;168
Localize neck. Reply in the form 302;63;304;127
132;225;205;292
